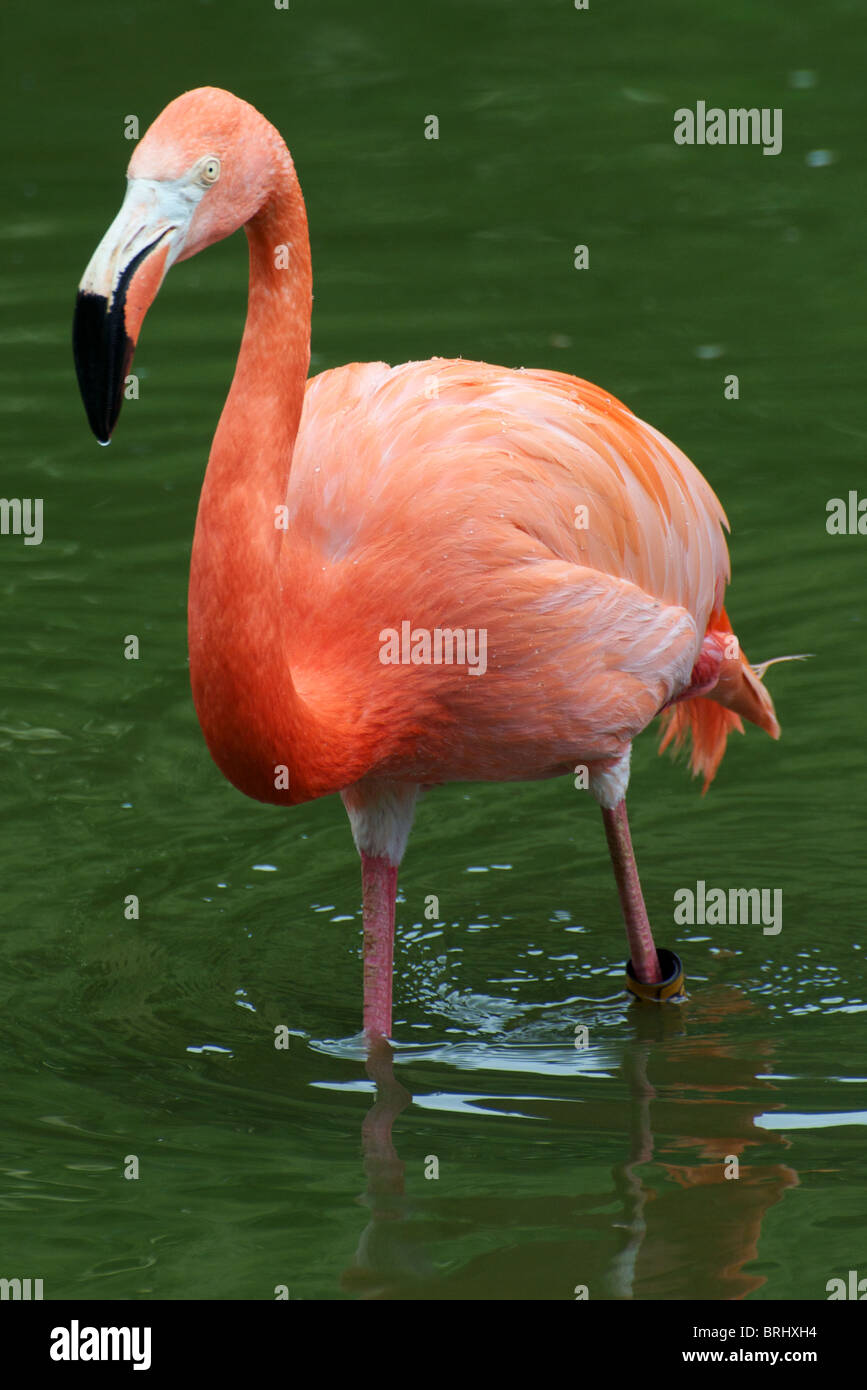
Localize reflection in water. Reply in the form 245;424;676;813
609;992;799;1300
346;992;798;1300
341;1037;432;1298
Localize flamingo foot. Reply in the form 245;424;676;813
361;852;398;1039
600;798;668;989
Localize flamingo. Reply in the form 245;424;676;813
73;87;781;1038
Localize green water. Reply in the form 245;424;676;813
1;0;865;1300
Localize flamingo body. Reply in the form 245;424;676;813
73;88;781;1036
191;356;761;806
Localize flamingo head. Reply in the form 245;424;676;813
73;87;279;443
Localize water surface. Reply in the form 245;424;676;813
1;0;864;1300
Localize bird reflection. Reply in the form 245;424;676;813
340;1036;432;1298
342;988;799;1299
608;990;798;1300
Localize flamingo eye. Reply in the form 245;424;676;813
198;157;221;186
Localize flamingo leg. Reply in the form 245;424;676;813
361;852;398;1039
600;800;663;985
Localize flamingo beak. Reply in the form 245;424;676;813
73;179;187;443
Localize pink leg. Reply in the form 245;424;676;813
361;852;398;1039
600;800;662;985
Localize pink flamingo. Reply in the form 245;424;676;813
73;88;781;1038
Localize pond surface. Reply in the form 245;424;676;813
1;0;864;1299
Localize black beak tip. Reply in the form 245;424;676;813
72;289;133;445
73;230;168;444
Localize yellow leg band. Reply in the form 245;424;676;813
626;948;686;1002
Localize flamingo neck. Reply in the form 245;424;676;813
188;141;317;804
219;145;312;502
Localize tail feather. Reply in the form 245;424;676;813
658;698;744;793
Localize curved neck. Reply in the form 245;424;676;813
188;145;317;803
216;146;312;508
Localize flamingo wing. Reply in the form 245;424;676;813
285;358;731;786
